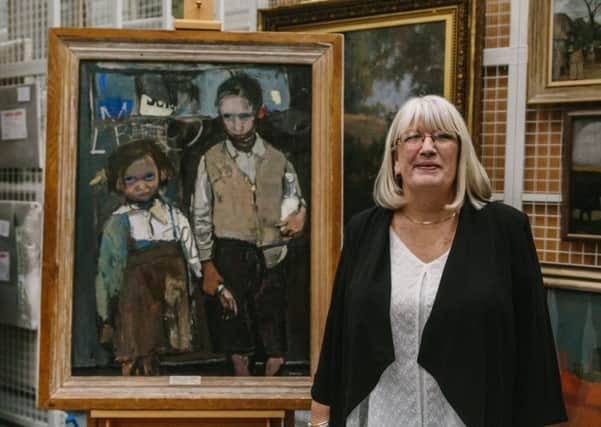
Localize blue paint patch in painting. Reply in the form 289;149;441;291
134;240;155;250
96;72;136;97
96;98;133;119
98;73;107;93
94;72;136;119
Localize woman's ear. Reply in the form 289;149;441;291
393;159;402;178
160;170;168;183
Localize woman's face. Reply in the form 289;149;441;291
393;126;459;200
119;155;160;202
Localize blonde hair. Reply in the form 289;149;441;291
373;95;491;210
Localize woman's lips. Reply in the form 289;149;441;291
414;163;440;170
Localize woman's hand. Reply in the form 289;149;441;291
309;400;330;426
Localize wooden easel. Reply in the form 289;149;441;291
174;0;222;31
88;410;290;427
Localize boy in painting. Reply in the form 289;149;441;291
191;73;306;376
95;138;202;375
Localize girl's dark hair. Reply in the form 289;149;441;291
215;72;263;112
106;138;175;193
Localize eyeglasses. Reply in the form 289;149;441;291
221;112;254;122
395;131;457;148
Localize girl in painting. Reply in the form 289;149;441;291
95;138;202;375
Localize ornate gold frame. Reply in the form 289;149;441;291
258;0;484;137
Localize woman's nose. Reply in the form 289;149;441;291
419;137;436;153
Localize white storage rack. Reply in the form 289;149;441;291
0;2;172;426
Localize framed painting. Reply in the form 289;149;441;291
543;264;601;292
544;279;601;425
259;0;484;222
528;0;601;103
561;109;601;240
39;28;342;409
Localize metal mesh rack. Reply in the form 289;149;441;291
0;2;170;425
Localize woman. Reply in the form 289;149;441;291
309;95;566;427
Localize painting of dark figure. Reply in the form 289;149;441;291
190;73;307;377
72;61;312;377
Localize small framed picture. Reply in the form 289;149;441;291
528;0;601;103
562;109;601;241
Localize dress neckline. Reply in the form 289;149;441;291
389;227;451;266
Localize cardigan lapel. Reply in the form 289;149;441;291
421;202;471;337
369;209;394;364
366;208;393;304
416;203;486;427
348;207;394;365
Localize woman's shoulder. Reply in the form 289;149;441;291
475;200;529;229
343;206;392;247
346;205;391;230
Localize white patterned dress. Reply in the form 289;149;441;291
346;229;465;427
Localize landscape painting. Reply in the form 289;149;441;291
341;20;447;222
259;0;484;222
552;0;601;84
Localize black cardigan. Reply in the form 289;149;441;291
311;202;567;427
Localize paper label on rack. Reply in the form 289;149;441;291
17;86;31;102
0;251;9;282
169;376;201;385
0;219;9;237
1;108;27;140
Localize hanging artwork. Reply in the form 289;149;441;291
546;285;601;426
259;0;484;222
562;109;601;240
528;0;601;103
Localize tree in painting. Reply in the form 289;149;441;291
343;21;445;221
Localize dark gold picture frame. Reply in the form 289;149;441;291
259;0;484;221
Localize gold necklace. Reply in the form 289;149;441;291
403;211;457;225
